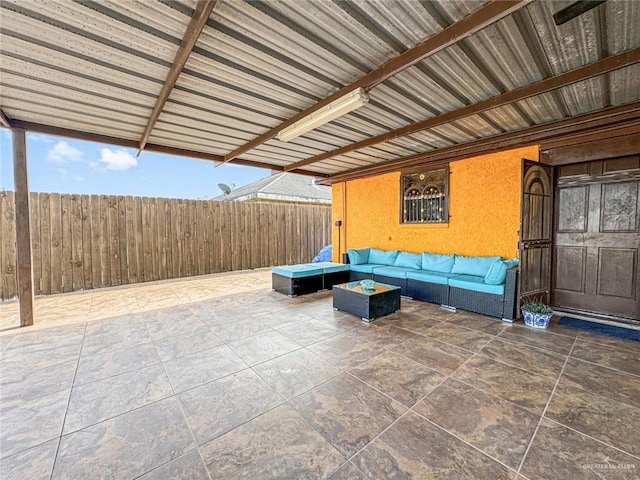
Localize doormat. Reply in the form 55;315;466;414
558;317;640;343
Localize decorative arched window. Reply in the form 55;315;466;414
401;168;449;223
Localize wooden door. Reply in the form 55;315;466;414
553;157;640;320
519;160;554;306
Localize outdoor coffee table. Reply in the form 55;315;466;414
332;281;401;322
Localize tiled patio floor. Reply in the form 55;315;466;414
1;270;639;479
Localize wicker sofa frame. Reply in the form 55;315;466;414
342;253;518;320
272;269;349;297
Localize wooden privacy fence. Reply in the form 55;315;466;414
0;191;331;300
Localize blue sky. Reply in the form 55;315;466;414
0;130;271;199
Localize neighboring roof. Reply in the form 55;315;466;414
0;1;638;181
216;172;331;204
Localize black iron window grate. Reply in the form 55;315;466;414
401;168;448;224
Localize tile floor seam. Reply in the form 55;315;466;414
145;323;251;399
566;354;640;379
515;335;579;477
470;351;565;383
325;459;369;480
275;325;348;348
49;321;87;480
344;409;414;467
575;334;640;352
224;337;305;369
483;333;572;359
129;447;208;480
72;356;165;388
500;325;578;340
416;413;519;475
251;348;346;401
393;328;487;357
61;387;177;437
542;416;640;462
195;400;288;450
474;342;567;382
341;370;414;411
409;345;556;421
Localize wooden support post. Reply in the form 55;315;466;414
12;129;34;327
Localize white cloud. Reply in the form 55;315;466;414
47;141;83;164
97;148;137;171
28;133;55;144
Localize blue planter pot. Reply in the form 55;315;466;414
522;309;553;329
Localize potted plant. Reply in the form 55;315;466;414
521;301;553;329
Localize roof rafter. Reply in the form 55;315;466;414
319;101;640;184
0;109;13;129
137;0;217;155
9;120;328;178
223;0;532;163
287;47;640;171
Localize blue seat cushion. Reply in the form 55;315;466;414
373;266;414;279
349;263;378;274
347;248;370;265
394;252;422;269
421;252;455;273
307;262;350;274
451;255;502;277
449;275;505;295
273;264;323;278
484;258;519;285
369;248;400;266
406;270;456;285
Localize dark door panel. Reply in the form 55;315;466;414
553;158;640;320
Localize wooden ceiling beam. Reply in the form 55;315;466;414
319;102;640;184
0;109;13;129
137;0;217;155
223;0;531;163
8;119;327;178
288;47;640;171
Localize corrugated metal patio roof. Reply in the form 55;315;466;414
0;0;638;181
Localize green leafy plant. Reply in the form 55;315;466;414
521;301;553;314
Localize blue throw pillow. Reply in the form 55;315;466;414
484;258;519;284
369;248;400;266
451;255;503;277
394;251;422;269
347;248;370;265
421;252;455;273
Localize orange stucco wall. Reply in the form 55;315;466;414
331;145;539;261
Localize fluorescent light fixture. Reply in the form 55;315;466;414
277;87;370;142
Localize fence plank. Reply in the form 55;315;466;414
70;194;84;291
48;193;62;294
157;197;169;280
29;192;41;295
218;201;228;271
60;194;73;293
185;199;194;277
142;197;152;282
0;191;16;299
90;195;102;288
80;195;93;290
39;193;51;295
125;196;137;284
134;196;144;282
211;201;221;273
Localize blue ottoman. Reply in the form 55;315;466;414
272;262;350;296
272;264;324;296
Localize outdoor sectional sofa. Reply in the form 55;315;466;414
344;247;519;321
271;248;518;321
